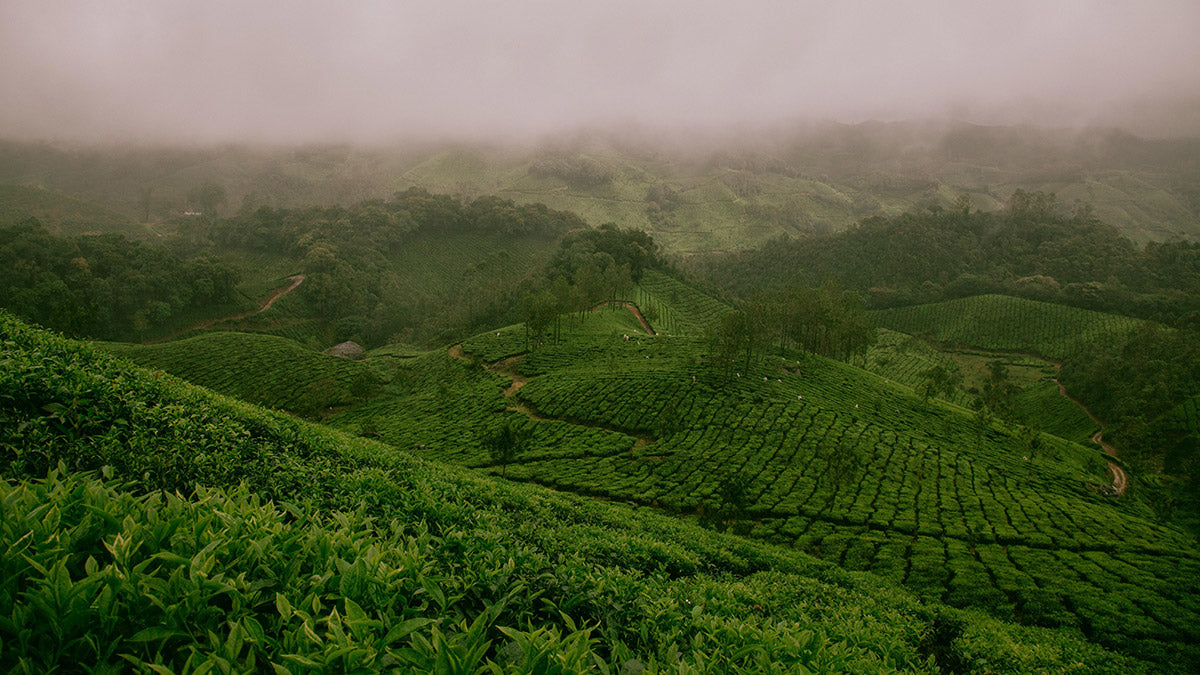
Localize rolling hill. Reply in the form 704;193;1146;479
99;331;382;418
315;303;1199;669
2;310;1154;673
3;123;1198;255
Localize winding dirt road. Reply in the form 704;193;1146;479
147;274;305;343
1054;377;1128;495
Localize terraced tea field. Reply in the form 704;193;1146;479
497;336;1198;663
870;294;1145;362
101;331;381;418
632;269;731;336
326;306;1199;666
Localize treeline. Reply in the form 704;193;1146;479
708;283;875;380
0;220;238;339
197;189;581;256
689;191;1200;328
181;190;589;347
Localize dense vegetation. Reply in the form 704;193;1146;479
0;220;239;339
689;194;1200;328
1;312;1150;673
101;332;383;419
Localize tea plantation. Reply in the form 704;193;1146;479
317;304;1200;671
100;331;382;418
869;295;1145;362
1;311;1155;672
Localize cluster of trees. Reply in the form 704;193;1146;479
199;190;590;347
1060;324;1200;466
521;224;657;350
0;220;238;339
692;191;1200;328
707;282;875;380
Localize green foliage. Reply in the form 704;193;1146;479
0;220;240;339
3;310;1156;673
100;331;382;418
870;294;1144;363
690;205;1200;326
482;419;534;477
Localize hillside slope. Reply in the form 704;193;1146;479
100;331;382;418
0;312;1152;672
322;306;1200;669
869;295;1145;362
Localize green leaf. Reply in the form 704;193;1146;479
281;653;322;668
276;592;293;619
151;551;191;566
381;618;433;645
128;626;185;642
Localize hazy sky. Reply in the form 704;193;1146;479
3;0;1199;143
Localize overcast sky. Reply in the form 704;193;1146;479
2;0;1199;143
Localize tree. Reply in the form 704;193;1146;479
481;420;533;478
713;472;750;530
1016;425;1043;468
919;364;962;405
982;361;1017;421
707;310;759;381
522;289;558;351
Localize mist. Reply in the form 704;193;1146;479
2;0;1199;144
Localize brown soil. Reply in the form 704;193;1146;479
148;274;306;343
1054;376;1128;496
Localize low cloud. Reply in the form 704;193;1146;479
2;0;1198;143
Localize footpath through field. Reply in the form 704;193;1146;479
589;301;656;335
1053;375;1128;495
448;343;653;449
147;274;305;343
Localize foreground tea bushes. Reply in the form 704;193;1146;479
0;311;1148;672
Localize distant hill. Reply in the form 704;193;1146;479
2;122;1197;252
0;184;142;237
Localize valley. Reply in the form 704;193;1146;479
2;139;1199;673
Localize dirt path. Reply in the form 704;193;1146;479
147;274;305;343
590;301;657;336
1053;377;1128;496
449;344;651;448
